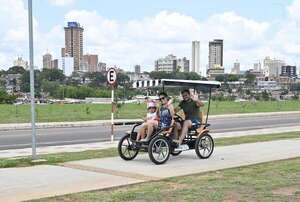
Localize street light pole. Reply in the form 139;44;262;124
28;0;37;159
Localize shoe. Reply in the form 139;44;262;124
140;138;150;142
174;144;189;151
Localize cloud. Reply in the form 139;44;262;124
1;1;300;72
61;10;271;72
48;0;74;6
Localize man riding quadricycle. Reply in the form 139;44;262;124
118;79;221;164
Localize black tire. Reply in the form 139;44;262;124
148;136;171;165
118;134;139;161
171;150;182;156
195;134;214;159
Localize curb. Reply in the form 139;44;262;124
0;111;299;131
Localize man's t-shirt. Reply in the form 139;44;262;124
179;99;200;121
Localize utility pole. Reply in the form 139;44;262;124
28;0;37;159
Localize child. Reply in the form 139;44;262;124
136;101;158;141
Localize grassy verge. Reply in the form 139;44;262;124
32;157;300;202
0;100;299;123
1;131;300;169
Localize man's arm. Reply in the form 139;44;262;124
194;99;204;107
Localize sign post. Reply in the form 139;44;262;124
28;0;37;159
107;68;117;142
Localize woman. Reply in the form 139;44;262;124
141;92;175;141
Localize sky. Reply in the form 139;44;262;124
1;0;300;73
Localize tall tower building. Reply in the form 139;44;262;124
64;22;84;72
208;39;223;69
192;41;200;74
43;53;52;69
83;54;98;72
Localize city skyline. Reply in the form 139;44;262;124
1;0;300;72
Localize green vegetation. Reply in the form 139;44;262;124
1;131;300;169
0;100;299;123
33;158;300;202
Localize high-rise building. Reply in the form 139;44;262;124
83;54;98;72
254;62;261;71
177;57;190;72
263;57;285;78
51;59;58;69
64;22;84;72
98;62;107;72
61;48;66;57
208;39;223;69
281;65;297;78
134;65;141;74
192;41;200;74
60;57;74;76
13;57;28;70
231;61;240;74
155;54;177;72
43;53;52;69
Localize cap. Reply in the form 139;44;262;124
147;101;156;109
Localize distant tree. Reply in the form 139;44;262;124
117;73;130;86
86;72;106;87
227;74;239;82
261;90;270;101
245;73;256;85
39;68;65;82
20;70;41;93
6;66;26;74
0;89;17;104
215;75;225;82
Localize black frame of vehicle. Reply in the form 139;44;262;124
118;79;221;165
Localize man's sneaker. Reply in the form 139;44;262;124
174;144;189;151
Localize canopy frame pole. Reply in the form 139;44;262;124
205;88;212;125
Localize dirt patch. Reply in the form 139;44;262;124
166;182;189;190
222;192;242;202
272;184;300;196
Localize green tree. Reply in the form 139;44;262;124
39;68;65;82
86;72;106;87
117;73;130;86
0;89;17;104
6;66;26;74
245;73;256;85
215;75;225;82
20;70;41;94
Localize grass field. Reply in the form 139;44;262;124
1;131;300;169
32;157;300;202
0;100;299;123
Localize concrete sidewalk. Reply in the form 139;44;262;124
0;125;299;159
0;111;299;131
0;139;299;202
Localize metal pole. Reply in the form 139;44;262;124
205;88;212;125
28;0;37;159
111;88;114;142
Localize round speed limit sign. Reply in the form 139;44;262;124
107;68;117;85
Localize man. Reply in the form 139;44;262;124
175;89;204;150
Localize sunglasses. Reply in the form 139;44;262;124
159;97;166;101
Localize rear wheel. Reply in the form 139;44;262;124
148;136;170;165
118;134;139;161
195;134;214;159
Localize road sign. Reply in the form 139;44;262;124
107;68;117;85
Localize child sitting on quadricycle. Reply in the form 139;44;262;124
136;100;159;141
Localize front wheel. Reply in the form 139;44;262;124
148;136;171;165
195;134;214;159
118;134;139;161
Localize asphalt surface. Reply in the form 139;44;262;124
0;113;299;150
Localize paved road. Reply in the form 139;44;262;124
0;113;299;150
